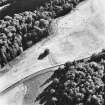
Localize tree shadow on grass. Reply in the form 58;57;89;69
0;0;49;19
35;67;60;105
35;66;75;105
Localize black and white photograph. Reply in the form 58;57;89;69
0;0;105;105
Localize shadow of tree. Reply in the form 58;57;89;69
0;0;49;19
35;66;76;105
0;0;85;19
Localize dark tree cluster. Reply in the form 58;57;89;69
36;50;105;105
0;12;50;68
0;0;85;68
